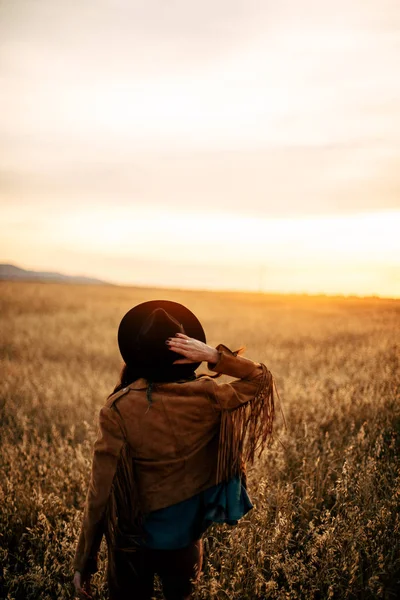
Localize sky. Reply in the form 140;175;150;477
1;0;399;296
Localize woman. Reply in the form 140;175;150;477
73;300;275;600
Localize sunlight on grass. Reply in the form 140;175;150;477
1;282;399;599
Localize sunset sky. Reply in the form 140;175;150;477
1;0;399;296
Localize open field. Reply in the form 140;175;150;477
0;281;399;599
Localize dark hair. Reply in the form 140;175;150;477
109;361;199;398
109;363;140;397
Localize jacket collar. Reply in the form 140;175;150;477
128;376;198;391
128;378;148;390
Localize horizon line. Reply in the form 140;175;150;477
1;262;398;302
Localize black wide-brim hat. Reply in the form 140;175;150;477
118;300;206;378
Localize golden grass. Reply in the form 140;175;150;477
0;281;399;599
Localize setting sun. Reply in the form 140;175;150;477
1;203;398;297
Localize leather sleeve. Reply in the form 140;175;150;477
74;405;125;574
208;344;267;411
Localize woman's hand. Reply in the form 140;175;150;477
73;570;92;599
167;333;219;365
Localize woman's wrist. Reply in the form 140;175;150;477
206;347;219;364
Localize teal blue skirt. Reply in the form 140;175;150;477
142;476;253;550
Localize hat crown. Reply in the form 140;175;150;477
135;308;184;367
137;308;183;349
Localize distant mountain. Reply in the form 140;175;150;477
0;264;110;285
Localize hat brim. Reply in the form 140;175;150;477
118;300;206;372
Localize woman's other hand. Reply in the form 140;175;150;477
73;570;92;599
167;333;219;365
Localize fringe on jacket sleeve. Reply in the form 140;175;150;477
216;363;275;483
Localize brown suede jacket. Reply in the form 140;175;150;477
74;345;268;574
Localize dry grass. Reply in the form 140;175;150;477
1;281;399;599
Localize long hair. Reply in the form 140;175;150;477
109;363;141;397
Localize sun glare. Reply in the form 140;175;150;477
2;205;398;297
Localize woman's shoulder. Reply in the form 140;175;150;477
104;385;131;408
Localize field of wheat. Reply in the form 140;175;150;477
0;281;399;599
